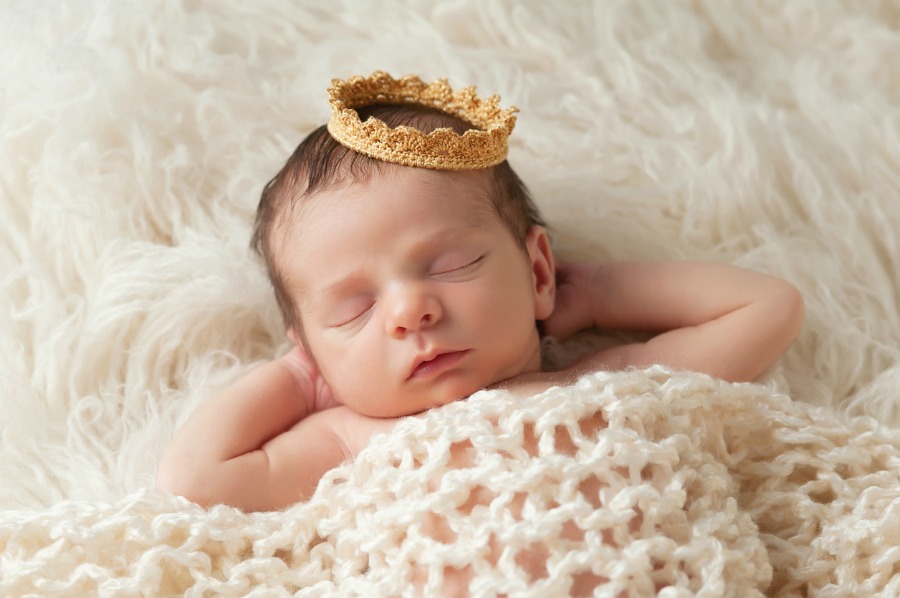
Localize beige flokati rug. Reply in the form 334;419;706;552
2;1;900;596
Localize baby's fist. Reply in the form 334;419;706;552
281;343;339;413
541;262;598;340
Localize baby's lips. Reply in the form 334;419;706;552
407;349;442;379
407;349;470;380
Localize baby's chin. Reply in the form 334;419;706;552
344;377;492;418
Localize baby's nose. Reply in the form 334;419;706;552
385;284;442;337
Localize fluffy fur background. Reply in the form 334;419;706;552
1;0;898;543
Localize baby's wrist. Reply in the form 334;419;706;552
580;263;607;326
279;348;315;383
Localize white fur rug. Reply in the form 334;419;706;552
2;0;899;595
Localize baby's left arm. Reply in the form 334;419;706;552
543;261;805;382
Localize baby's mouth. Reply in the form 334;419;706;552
408;350;469;380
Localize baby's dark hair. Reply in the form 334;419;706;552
251;103;545;332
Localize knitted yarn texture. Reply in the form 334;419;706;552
3;368;899;596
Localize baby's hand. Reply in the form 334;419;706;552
541;262;600;340
280;344;340;412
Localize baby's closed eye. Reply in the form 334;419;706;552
329;297;375;327
431;254;486;278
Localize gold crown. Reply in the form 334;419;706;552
326;71;518;170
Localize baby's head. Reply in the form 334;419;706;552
252;103;556;417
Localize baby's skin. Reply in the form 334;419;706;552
157;166;804;512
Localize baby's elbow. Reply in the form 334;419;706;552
776;280;805;340
759;279;805;365
156;455;217;508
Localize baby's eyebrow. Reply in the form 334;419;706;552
308;274;366;309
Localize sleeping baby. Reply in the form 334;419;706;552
156;71;804;512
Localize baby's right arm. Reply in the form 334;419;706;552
156;347;395;511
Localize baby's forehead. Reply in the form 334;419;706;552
272;167;498;277
282;165;496;228
277;167;502;295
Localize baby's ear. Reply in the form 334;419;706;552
525;225;556;320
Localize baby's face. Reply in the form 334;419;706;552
279;167;554;417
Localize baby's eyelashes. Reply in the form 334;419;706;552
431;254;486;278
329;299;375;328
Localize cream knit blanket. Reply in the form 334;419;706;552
3;368;900;596
2;0;900;596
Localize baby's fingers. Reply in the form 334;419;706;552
542;306;582;340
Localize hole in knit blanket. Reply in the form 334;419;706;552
457;486;497;516
514;541;550;581
804;479;837;504
422;513;457;545
272;548;293;566
562;518;586;543
410;563;475;595
578;413;608;441
441;564;475;595
576;475;605;508
571;570;609;597
786;463;819;485
553;424;578;455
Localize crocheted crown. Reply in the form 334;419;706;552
326;71;518;170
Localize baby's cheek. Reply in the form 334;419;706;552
483;285;534;335
325;348;386;413
465;280;510;321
